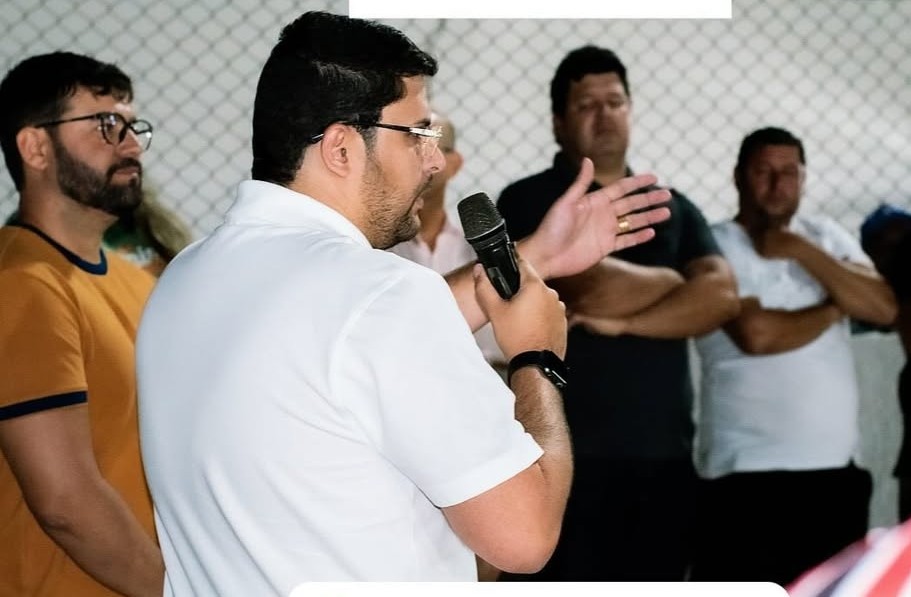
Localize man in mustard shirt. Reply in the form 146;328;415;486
0;52;163;596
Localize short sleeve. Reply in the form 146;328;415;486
335;266;543;508
0;270;87;416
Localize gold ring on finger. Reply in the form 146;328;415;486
617;216;631;233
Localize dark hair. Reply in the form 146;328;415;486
0;52;133;191
734;127;806;180
550;45;629;117
251;11;438;185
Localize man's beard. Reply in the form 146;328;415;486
51;134;144;218
362;157;432;250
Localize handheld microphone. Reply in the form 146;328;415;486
457;192;520;300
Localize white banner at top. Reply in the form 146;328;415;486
348;0;733;20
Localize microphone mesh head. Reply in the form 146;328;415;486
457;192;503;241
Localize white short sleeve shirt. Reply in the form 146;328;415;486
695;215;871;479
137;181;542;595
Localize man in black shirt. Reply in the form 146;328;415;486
498;45;739;581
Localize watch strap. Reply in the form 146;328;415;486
507;350;569;394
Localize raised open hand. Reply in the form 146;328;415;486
519;158;672;280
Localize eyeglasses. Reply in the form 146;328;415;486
36;112;154;151
311;121;443;159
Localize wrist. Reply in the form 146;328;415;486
507;350;569;394
515;237;551;280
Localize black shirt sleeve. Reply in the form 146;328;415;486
671;189;722;267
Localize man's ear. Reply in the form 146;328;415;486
16;127;51;173
319;123;359;177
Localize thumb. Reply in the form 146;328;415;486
563;157;594;203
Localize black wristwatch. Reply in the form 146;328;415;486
507;350;569;395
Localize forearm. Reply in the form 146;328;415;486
725;299;843;355
552;257;685;318
37;482;163;597
792;241;897;325
510;367;573;546
622;270;740;339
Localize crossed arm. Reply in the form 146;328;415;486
722;228;898;356
564;254;740;339
722;297;843;355
773;231;896;326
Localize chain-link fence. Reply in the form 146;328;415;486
1;1;909;238
0;0;344;235
394;2;911;233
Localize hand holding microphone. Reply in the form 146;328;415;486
457;192;521;300
459;192;566;361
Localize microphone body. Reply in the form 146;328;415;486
457;192;520;300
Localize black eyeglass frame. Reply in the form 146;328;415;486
35;112;154;150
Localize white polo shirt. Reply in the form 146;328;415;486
695;215;870;479
389;214;505;366
137;180;542;595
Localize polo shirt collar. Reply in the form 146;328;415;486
552;151;636;191
226;179;371;248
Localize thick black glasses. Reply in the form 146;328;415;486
36;112;154;150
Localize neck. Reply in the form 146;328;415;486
735;207;790;233
566;150;627;186
417;193;447;251
592;160;627;187
17;187;114;262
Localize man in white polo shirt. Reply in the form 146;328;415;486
136;11;671;595
692;127;897;586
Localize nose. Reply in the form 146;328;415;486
425;144;445;173
118;130;144;157
770;172;790;194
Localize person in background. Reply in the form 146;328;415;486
136;12;671;593
860;203;911;520
692;127;897;585
0;51;163;596
104;188;193;276
389;111;506;377
497;44;739;581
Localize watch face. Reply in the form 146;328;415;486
544;366;568;389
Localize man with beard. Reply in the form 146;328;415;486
135;12;671;593
692;127;896;584
0;52;163;596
